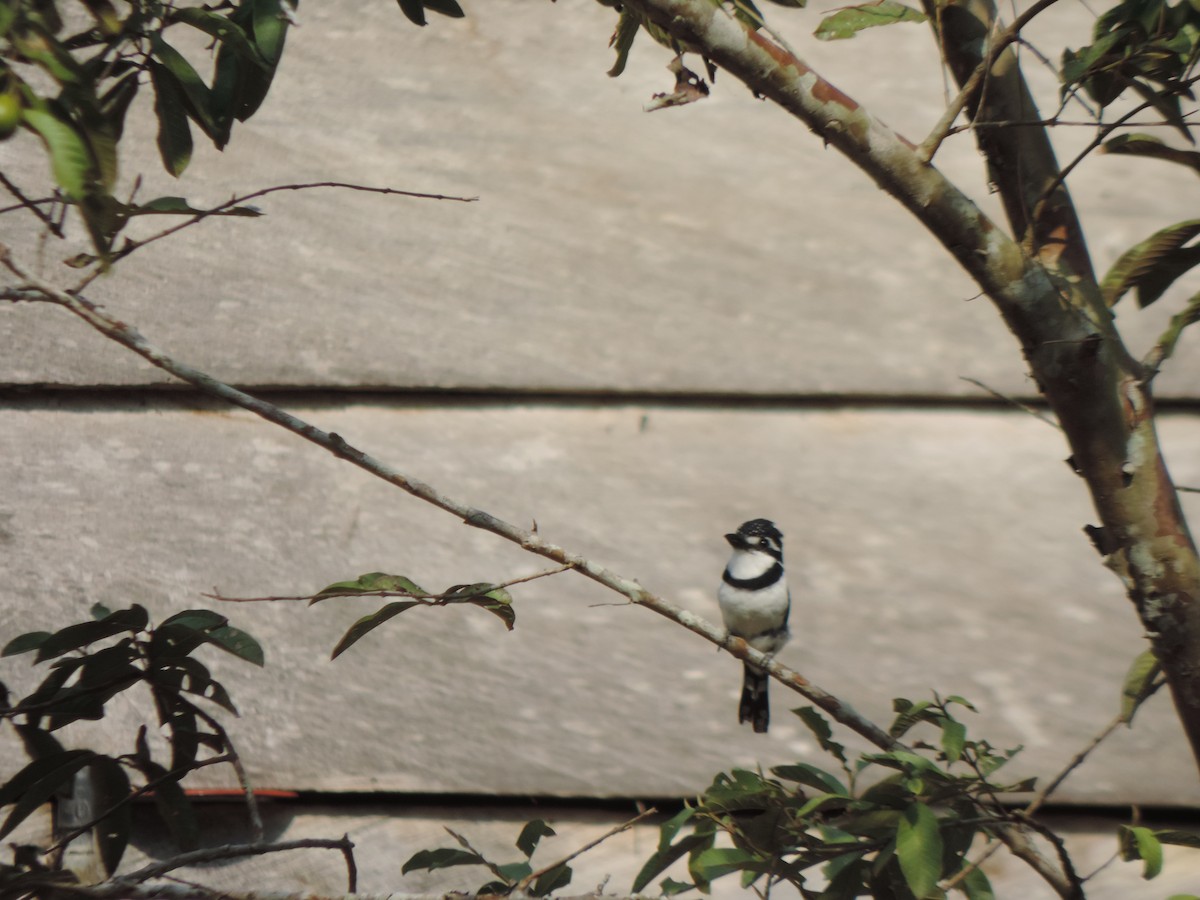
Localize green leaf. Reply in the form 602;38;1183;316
127;197;262;217
1120;825;1163;879
496;861;532;882
169;7;267;67
11;23;83;83
793;706;847;764
531;864;572;896
396;0;428;26
633;831;713;893
814;0;926;41
395;0;464;26
516;819;556;858
206;624;265;666
1155;829;1200;848
149;34;217;140
148;61;193;177
22;106;94;200
330;602;420;659
819;853;868;899
658;877;696;895
402;847;486;874
79;0;122;34
89;756;132;876
772;763;848;796
252;0;290;64
795;792;851;817
864;749;944;776
423;0;465;18
313;572;425;603
688;847;762;887
445;584;517;631
895;803;942;898
959;864;995;899
2;631;52;657
1102;133;1200;174
607;9;640;78
1101;219;1200;307
35;606;148;662
1121;648;1162;723
160;610;228;631
940;718;966;763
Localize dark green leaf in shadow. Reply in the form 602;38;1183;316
0;750;95;840
35;606;147;663
149;34;217;141
169;8;267;67
149;60;193;176
402;847;486;873
532;863;572;896
89;756;132;876
3;632;52;657
516;819;555;857
331;602;420;659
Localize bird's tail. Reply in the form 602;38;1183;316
739;662;770;733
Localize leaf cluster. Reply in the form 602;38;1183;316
403;819;572;896
1062;0;1200;138
0;604;263;886
0;0;461;264
634;696;1022;899
310;571;516;659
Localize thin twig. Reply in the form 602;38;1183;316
206;563;575;604
918;0;1064;162
188;704;264;842
0;241;903;755
0;171;61;235
444;828;509;883
112;838;356;885
71;181;479;293
960;376;1061;429
943;699;1154;893
515;807;658;891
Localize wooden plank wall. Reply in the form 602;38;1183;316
3;1;1200;895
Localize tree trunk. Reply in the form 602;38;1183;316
621;0;1200;771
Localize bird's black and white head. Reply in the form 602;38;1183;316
725;518;783;562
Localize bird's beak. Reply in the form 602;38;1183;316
725;532;750;550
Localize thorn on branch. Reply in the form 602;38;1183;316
1083;524;1116;556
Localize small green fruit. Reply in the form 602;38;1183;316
0;93;21;139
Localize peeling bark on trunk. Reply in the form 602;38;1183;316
928;0;1200;776
620;0;1200;773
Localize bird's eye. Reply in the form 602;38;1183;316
758;538;769;547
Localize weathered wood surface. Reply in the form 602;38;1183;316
2;403;1197;805
3;0;1200;870
1;0;1198;396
